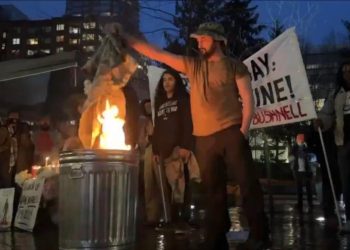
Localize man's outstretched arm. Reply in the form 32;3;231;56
124;34;186;73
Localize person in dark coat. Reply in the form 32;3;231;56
0;109;34;225
291;134;313;213
0;110;34;188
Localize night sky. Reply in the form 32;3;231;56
1;0;349;48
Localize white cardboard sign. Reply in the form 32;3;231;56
15;178;45;232
0;188;15;231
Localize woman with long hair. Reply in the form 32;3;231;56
313;61;350;232
335;61;350;232
152;69;194;226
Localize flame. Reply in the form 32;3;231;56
97;99;131;150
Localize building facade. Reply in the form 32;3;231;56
0;0;140;61
65;0;139;34
0;16;105;61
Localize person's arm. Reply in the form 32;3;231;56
236;75;255;137
124;34;186;73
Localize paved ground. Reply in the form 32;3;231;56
0;196;349;250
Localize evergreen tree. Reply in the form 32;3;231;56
164;0;218;55
268;19;285;40
217;0;265;57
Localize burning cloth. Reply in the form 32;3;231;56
79;23;138;149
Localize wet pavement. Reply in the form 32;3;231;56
1;196;350;250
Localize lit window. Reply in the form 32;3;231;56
306;64;321;70
56;35;64;43
69;27;80;34
41;49;51;54
56;24;65;31
2;32;6;38
82;33;95;41
83;22;96;29
12;38;20;45
83;45;95;52
27;49;37;56
27;38;39;45
56;47;64;53
101;12;111;16
69;38;79;45
1;43;5;50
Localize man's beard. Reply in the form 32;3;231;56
199;44;216;59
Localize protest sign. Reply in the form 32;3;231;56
15;178;45;232
0;188;15;231
243;28;317;129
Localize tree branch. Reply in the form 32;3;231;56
139;5;176;17
142;27;179;34
140;10;174;25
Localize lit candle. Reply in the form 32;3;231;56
45;157;50;168
31;165;41;177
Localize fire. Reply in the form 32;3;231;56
97;99;131;150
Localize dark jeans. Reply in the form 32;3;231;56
338;142;350;220
296;172;313;208
308;130;342;217
195;125;267;250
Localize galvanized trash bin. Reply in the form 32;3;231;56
59;149;139;250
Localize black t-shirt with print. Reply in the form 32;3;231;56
152;96;193;158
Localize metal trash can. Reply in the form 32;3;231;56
59;149;139;250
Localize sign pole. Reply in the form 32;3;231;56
318;127;342;231
156;160;170;224
264;131;274;214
